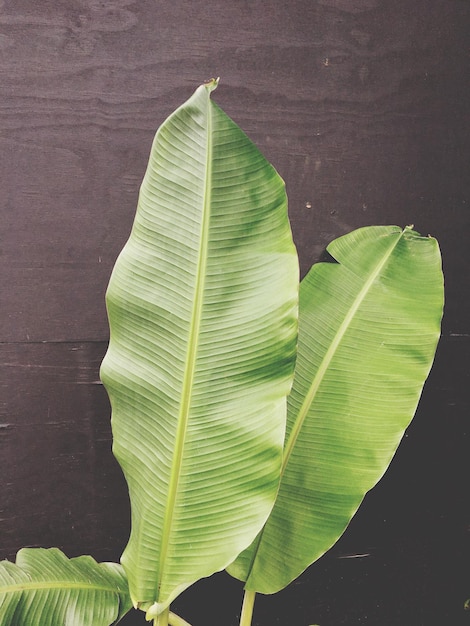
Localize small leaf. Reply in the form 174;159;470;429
0;547;132;626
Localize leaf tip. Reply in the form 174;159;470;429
203;77;220;92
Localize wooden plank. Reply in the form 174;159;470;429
1;0;468;340
0;0;468;624
0;341;129;563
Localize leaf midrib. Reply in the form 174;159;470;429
0;580;120;594
156;92;213;596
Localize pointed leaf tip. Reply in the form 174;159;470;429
204;77;219;92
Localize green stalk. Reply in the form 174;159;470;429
153;606;170;626
239;589;257;626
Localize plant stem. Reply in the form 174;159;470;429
168;611;193;626
154;606;170;626
239;589;257;626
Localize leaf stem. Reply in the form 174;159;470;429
169;611;193;626
154;606;170;626
239;589;257;626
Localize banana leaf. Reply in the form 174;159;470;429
100;80;299;616
228;225;444;593
0;548;131;625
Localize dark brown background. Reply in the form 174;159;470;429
1;1;468;624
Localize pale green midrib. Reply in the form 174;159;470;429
156;95;213;597
0;580;120;594
281;229;406;478
242;229;405;588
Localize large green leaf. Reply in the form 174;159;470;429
228;225;444;593
100;80;298;616
0;548;131;625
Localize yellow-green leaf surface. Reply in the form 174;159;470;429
228;225;444;593
100;81;298;614
0;548;131;625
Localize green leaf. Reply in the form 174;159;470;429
0;548;131;625
228;225;444;593
100;80;298;614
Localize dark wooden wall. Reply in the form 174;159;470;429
1;1;468;624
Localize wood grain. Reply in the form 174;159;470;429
1;1;468;624
0;341;129;562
